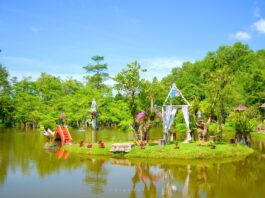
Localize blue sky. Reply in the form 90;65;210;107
0;0;265;82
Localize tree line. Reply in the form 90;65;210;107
0;42;264;135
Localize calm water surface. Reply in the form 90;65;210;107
1;128;265;198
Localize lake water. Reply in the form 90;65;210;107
1;128;265;198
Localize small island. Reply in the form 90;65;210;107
64;141;253;162
63;83;256;162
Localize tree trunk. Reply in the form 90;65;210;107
150;97;154;112
131;91;137;131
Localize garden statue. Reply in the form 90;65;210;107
197;110;202;119
91;98;97;112
196;120;208;142
91;98;98;130
185;129;192;142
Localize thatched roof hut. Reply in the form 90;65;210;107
234;104;247;111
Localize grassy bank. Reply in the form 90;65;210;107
64;141;253;160
252;132;265;140
64;143;115;157
215;131;265;141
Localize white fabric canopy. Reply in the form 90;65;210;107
182;105;190;130
162;105;178;134
162;105;191;142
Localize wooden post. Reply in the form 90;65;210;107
159;139;166;146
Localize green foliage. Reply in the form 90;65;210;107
0;65;13;126
228;107;260;134
175;123;187;133
113;61;145;127
99;98;132;130
83;55;109;88
0;42;264;134
222;122;235;133
114;61;142;97
208;123;217;136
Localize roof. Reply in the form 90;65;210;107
234;104;247;111
163;83;190;106
260;103;265;109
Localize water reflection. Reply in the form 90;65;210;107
129;162;163;198
79;127;162;144
252;140;265;154
56;148;70;160
83;158;109;194
1;129;265;198
84;130;98;143
115;160;192;198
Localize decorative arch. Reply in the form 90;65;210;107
162;83;191;143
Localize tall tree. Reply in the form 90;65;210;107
0;65;12;125
13;77;42;128
113;61;144;130
83;56;109;89
203;65;233;139
139;77;164;112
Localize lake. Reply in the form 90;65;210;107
0;128;265;198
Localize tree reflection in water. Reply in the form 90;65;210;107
83;158;109;194
1;128;265;198
128;161;192;198
118;154;265;198
130;162;163;198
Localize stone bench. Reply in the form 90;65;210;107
110;143;134;153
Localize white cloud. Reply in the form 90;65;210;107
3;56;46;71
253;18;265;34
8;71;85;82
104;78;116;86
30;27;40;33
140;57;192;80
141;57;189;70
230;31;251;40
2;56;84;79
2;56;192;83
8;70;116;86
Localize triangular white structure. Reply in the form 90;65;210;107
163;83;190;106
162;83;191;143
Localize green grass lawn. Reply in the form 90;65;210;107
64;141;253;160
64;142;115;157
126;142;253;159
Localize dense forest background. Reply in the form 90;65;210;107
0;42;264;134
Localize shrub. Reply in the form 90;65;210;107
208;123;217;135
